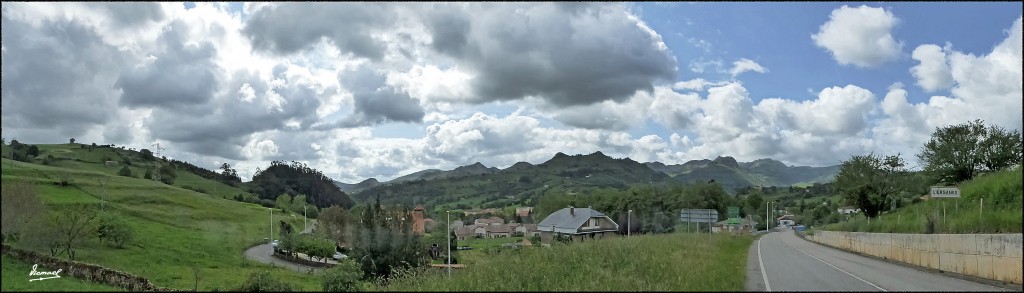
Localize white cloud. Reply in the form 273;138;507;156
910;44;954;92
812;5;903;68
729;58;768;78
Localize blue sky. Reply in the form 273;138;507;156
2;3;1021;182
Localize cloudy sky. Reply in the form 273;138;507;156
2;2;1021;183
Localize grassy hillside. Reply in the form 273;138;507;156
823;168;1022;233
353;151;675;212
375;232;753;291
0;144;324;291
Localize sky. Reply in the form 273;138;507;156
2;2;1021;183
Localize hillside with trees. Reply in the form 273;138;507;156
250;161;355;209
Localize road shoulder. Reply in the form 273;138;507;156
745;234;768;292
793;230;1022;292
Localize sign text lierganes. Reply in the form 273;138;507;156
930;186;960;198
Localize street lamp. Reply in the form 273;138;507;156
627;210;632;238
269;208;273;245
446;210;451;278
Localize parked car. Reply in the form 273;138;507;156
333;252;348;260
271;240;279;247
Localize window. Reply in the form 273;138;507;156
589;218;598;227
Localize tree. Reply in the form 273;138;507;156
918;119;1022;184
96;212;133;248
279;220;294;238
276;194;293;213
834;153;906;218
292;194;308;214
55;203;99;259
26;145;40;158
1;181;45;242
322;260;362;292
144;168;153;180
140;149;154;160
118;165;133;177
318;205;349;247
158;163;177;185
69;138;75;144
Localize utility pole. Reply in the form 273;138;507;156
628;210;632;238
447;210;452;278
304;205;307;233
97;178;109;210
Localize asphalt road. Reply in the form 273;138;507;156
749;228;1011;292
243;219;321;272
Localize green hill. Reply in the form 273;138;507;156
645;156;840;191
823;167;1022;233
350;151;674;211
1;143;321;291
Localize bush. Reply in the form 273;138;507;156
97;212;133;248
323;260;363;292
239;271;295;292
118;165;133;177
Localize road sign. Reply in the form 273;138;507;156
727;207;740;224
930;186;960;198
680;209;718;223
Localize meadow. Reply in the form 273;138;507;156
376;232;753;291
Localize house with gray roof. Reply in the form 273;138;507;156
537;206;619;243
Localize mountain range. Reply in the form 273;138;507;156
336;152;840;207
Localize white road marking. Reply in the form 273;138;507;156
782;236;887;291
758;233;772;292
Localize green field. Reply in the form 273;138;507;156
376;232;754;291
823;168;1023;234
1;144;324;291
1;256;124;292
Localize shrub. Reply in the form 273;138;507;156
118;165;133;177
239;271;295;292
323;260;363;292
97;212;133;248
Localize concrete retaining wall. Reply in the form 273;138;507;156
807;231;1023;284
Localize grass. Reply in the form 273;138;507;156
375;232;754;291
1;255;124;291
1;146;323;291
823;168;1022;234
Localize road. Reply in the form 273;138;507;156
748;228;1011;292
243;219;323;272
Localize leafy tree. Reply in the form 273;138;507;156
318;205;349;247
292;194;308;214
918;119;1023;184
158;163;177;185
323;260;363;291
280;220;295;238
1;181;45;242
144;168;153;180
96;212;133;248
140;149;154;160
69;138;75;144
118;165;133;177
276;193;293;213
26;145;40;158
834;153;907;218
305;204;320;219
55;203;99;259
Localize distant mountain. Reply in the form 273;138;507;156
350;151;674;207
334;178;381;194
644;156;840;191
387;169;445;184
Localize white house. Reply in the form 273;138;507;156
837;206;861;215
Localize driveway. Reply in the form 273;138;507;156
243;219;328;272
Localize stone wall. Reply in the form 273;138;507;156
806;231;1023;284
1;244;180;291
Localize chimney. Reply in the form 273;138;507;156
569;206;575;216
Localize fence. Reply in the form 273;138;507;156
1;244;181;291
